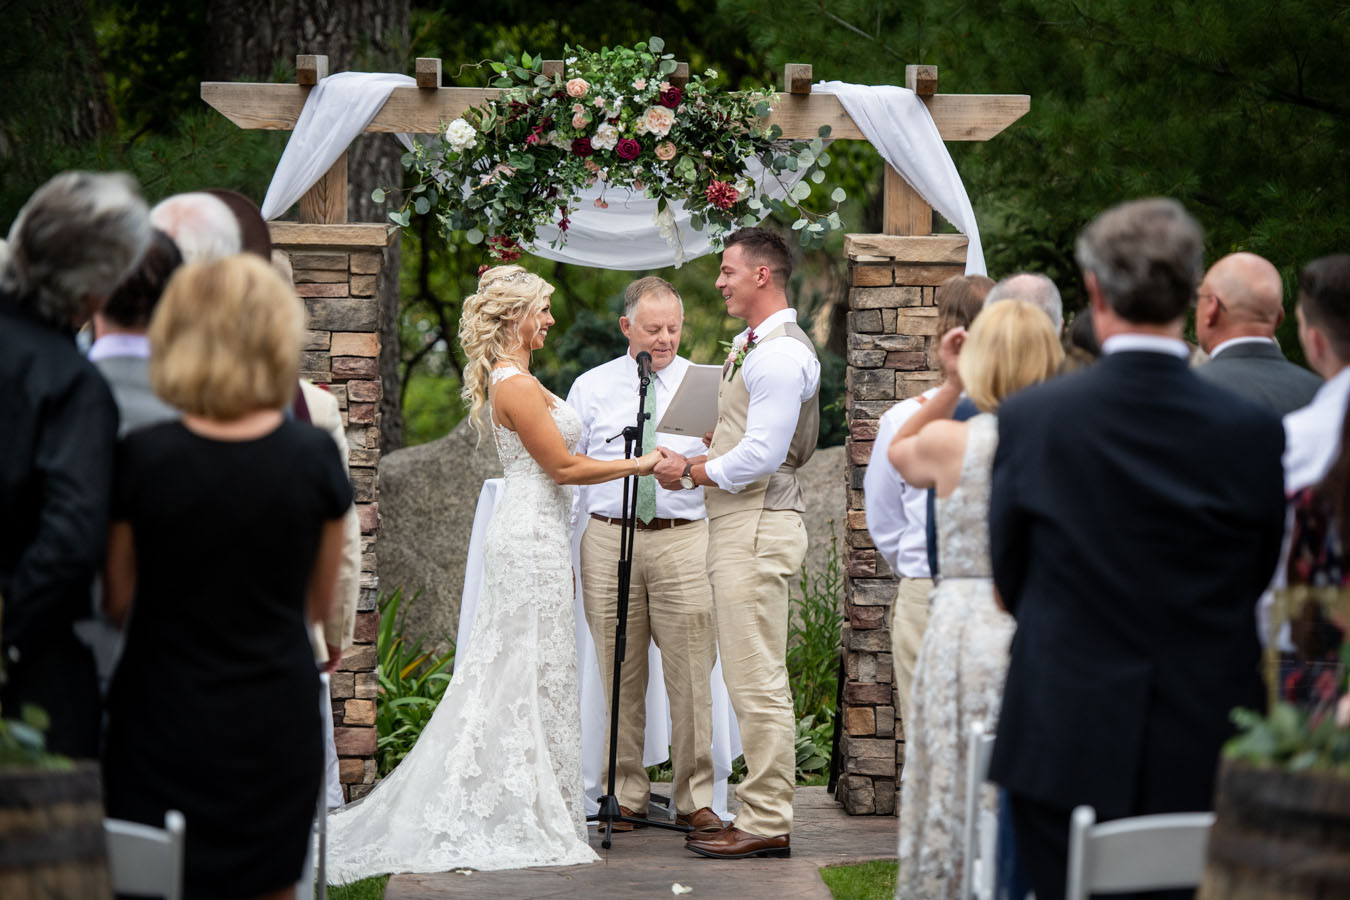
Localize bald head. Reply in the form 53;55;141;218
986;272;1064;333
1196;252;1284;352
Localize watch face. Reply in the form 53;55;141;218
680;476;695;490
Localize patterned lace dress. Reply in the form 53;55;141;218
896;413;1015;900
326;367;598;881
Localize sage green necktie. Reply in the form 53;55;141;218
636;378;657;524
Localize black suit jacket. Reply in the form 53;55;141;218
1196;340;1322;416
987;350;1284;819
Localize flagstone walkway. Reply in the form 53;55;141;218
384;787;897;899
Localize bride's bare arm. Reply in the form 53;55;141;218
493;376;660;485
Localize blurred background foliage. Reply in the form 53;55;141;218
4;1;1346;445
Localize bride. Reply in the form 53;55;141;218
327;265;662;882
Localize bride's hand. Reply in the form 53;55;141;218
636;449;664;476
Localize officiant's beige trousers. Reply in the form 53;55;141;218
707;507;807;838
581;518;717;816
891;577;933;731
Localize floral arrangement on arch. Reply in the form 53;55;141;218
374;37;846;263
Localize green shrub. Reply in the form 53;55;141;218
789;530;844;723
375;588;456;777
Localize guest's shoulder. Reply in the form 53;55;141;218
878;390;933;430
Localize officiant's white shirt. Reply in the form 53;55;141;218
567;353;709;520
864;388;938;578
704;308;822;493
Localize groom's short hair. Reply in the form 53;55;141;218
725;227;792;290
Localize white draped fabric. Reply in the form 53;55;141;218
458;479;742;819
814;81;986;275
260;73;984;272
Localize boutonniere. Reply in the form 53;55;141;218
720;329;758;381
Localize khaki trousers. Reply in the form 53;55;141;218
890;576;933;734
706;507;807;838
581;518;717;815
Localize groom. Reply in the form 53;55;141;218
655;227;820;859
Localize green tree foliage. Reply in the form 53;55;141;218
720;0;1350;333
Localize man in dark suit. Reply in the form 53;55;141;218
1196;251;1322;414
987;199;1287;900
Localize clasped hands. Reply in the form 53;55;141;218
648;430;712;489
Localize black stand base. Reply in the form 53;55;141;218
589;792;692;849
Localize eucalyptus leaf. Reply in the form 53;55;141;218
808;222;824;233
370;188;386;203
792;218;808;230
413;197;431;215
830;187;847;202
649;36;665;53
818;125;831;137
659;59;678;76
786;157;799;172
466;228;485;245
740;214;758;227
810;170;826;184
747;197;762;210
411;182;426;193
809;138;823;155
790;180;811;201
768;125;783;140
818;152;831;167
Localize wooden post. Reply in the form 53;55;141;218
415;57;442;89
883;168;932;236
541;59;564;79
294;54;347;224
905;64;939;96
784;63;814;95
670;62;690;90
296;54;328;86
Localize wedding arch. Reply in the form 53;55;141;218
201;51;1028;814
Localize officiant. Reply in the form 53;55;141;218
564;276;724;835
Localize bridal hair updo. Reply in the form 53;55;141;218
458;264;555;436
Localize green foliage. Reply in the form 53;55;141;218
0;704;72;770
819;860;899;900
375;588;456;777
789;530;845;722
326;875;389;900
795;712;832;779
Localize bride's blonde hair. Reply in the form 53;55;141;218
458;264;555;437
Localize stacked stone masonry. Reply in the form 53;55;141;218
284;246;384;802
839;234;967;815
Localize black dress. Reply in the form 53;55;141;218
103;419;352;899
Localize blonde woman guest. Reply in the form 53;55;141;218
103;255;350;900
887;301;1063;900
325;265;663;882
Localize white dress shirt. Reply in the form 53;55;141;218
566;353;709;520
864;388;939;578
1209;335;1279;359
703;308;823;493
1283;366;1350;493
88;333;151;361
1101;333;1190;359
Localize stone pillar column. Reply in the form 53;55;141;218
839;233;968;815
272;223;394;802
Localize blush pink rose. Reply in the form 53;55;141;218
655;141;677;161
566;78;590;98
572;112;589;129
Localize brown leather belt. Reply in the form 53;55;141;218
589;512;698;531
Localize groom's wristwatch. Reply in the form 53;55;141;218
679;462;696;490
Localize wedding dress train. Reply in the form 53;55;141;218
326;368;598;882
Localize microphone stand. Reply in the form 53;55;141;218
588;352;692;848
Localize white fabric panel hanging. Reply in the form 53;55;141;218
814;81;987;275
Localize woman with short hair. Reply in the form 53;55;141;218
102;254;351;900
887;300;1063;899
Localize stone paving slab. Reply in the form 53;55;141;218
385;787;897;899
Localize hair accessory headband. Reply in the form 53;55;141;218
479;269;535;291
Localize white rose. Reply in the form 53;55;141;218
591;122;619;151
443;118;478;152
641;106;675;137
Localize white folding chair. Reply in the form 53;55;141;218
962;720;999;900
104;810;186;900
1065;804;1214;900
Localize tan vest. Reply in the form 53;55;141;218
705;321;820;519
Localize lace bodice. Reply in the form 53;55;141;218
935;413;997;579
325;364;597;881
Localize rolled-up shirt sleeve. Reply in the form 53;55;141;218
704;341;819;493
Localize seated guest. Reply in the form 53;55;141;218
864;273;991;733
1196;251;1321;415
1285;255;1350;494
988;199;1286;900
0;171;150;757
149;192;242;262
887;301;1062;900
103;255;351;900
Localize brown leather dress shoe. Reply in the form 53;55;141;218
685;826;790;859
676;807;725;834
607;805;648;832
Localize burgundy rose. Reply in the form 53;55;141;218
571;137;594;157
705;179;739;210
615;138;641;160
658;86;683;109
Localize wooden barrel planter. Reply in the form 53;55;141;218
1198;759;1350;899
0;762;111;898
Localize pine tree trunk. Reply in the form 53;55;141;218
203;0;410;450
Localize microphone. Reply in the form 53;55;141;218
635;350;653;382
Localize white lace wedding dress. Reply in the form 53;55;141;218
326;367;599;882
